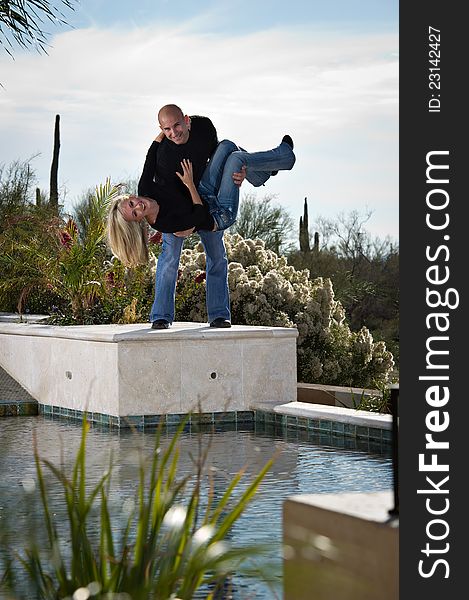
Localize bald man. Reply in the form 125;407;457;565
138;104;244;329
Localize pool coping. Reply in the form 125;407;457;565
273;401;392;429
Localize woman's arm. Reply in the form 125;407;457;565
159;159;215;235
176;159;203;205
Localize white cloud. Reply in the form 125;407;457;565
0;23;398;240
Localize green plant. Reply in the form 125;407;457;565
351;383;394;414
0;178;116;320
1;416;273;599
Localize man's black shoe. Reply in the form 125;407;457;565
151;319;170;329
272;135;294;176
210;318;231;328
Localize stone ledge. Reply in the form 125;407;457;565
0;321;298;342
0;322;298;418
274;401;392;430
288;491;395;522
0;312;50;324
284;491;398;600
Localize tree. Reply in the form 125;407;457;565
229;192;294;253
0;157;39;232
0;0;77;57
0;157;62;313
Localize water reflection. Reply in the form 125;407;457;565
0;416;392;599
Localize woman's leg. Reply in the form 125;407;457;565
198;139;273;196
199;138;295;231
197;140;242;231
149;233;184;324
198;140;239;196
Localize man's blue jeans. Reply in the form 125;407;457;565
198;139;296;230
149;230;230;324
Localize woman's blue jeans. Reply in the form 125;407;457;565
198;139;296;230
149;229;230;324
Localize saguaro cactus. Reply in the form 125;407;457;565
49;114;60;211
313;231;320;252
299;197;310;252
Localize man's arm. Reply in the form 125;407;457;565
137;132;165;196
206;118;218;154
173;227;196;238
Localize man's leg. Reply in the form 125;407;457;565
198;230;231;324
149;233;184;324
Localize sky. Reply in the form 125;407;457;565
0;0;398;244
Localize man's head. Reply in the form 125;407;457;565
158;104;191;145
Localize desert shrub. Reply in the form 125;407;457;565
175;234;394;388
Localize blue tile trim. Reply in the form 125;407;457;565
253;409;391;446
38;405;249;430
36;405;392;445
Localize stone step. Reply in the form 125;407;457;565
0;365;38;417
297;382;382;408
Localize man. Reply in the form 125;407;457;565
138;104;246;329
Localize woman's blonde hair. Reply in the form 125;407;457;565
107;195;149;267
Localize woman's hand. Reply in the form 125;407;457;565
176;159;195;190
155;131;165;143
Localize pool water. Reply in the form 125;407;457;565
0;416;393;599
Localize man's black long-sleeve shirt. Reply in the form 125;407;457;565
137;116;218;232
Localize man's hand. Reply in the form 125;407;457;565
232;165;247;187
174;227;195;238
149;230;162;244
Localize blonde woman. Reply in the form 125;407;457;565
107;136;295;269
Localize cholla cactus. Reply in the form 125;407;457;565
175;234;394;388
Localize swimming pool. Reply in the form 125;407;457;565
0;416;393;599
